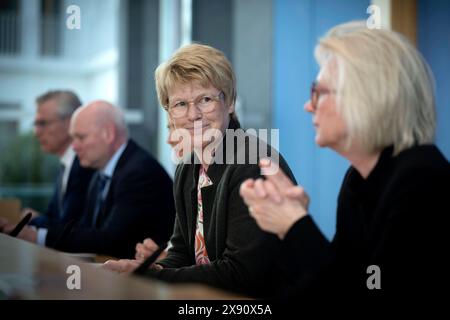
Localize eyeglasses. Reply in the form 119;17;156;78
167;92;224;118
33;118;62;128
310;81;336;111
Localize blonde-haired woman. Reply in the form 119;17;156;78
106;44;295;298
240;21;450;297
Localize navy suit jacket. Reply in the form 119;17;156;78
45;139;176;259
29;156;94;228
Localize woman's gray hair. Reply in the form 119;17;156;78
315;21;436;155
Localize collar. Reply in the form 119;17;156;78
101;142;127;178
345;146;394;196
60;145;76;168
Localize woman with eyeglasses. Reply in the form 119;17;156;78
105;44;295;298
240;21;450;297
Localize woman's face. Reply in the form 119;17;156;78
168;82;234;151
304;61;348;153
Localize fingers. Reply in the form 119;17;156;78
240;178;267;200
285;186;310;209
143;238;159;251
241;177;282;209
21;208;39;219
103;260;123;273
135;244;145;261
135;238;159;261
254;179;267;198
21;208;31;217
103;259;139;274
135;244;151;261
259;158;280;176
1;222;15;234
285;186;302;198
239;178;257;203
260;158;311;208
240;167;309;215
0;217;9;231
239;179;254;195
260;159;294;191
150;263;163;271
263;179;282;204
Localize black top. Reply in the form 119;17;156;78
279;145;450;298
145;119;296;298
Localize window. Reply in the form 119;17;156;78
40;0;62;56
0;119;18;153
0;0;20;55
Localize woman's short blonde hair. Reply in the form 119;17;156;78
315;21;436;155
155;43;237;119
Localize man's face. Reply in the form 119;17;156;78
34;99;71;156
70;111;110;169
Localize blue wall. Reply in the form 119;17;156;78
273;0;370;240
418;0;450;161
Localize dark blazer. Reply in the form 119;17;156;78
29;156;94;228
279;145;450;298
45;139;176;259
146;119;296;298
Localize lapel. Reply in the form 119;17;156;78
55;164;65;216
99;176;114;226
95;140;135;226
187;118;241;260
200;162;225;260
63;157;79;203
85;171;100;226
187;156;200;251
364;147;395;253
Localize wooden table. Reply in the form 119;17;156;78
0;233;245;300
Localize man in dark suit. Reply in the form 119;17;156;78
3;100;176;258
26;90;94;228
43;100;175;258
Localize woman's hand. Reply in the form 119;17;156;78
102;259;140;274
103;238;167;274
239;159;310;240
135;238;159;262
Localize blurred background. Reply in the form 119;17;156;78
0;0;448;239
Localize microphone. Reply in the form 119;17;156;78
133;242;168;276
9;212;32;237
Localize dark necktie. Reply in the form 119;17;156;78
92;173;110;226
56;163;66;217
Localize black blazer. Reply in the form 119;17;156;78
29;156;94;228
278;145;450;298
146;119;296;298
46;139;176;258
